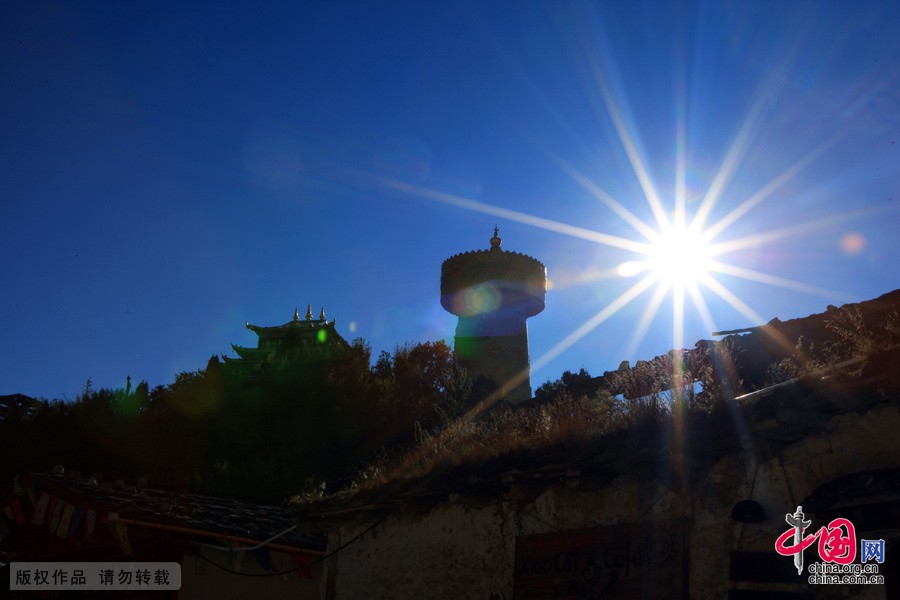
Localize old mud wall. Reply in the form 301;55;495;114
323;400;900;599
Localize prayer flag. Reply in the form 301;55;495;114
48;499;64;532
56;503;75;538
31;493;50;526
11;498;26;526
84;509;97;541
68;507;86;538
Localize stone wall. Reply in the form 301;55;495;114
321;401;900;599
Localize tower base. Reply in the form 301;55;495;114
454;331;532;403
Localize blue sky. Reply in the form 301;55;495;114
2;1;898;400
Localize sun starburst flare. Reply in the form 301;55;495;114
368;29;865;418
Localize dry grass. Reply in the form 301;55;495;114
348;388;685;493
764;306;899;385
327;310;899;498
341;339;751;494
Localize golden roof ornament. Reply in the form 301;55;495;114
306;304;313;320
320;307;326;320
293;307;300;322
490;225;502;251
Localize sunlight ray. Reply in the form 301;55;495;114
462;272;660;421
482;33;601;163
553;266;625;290
583;55;670;233
673;282;685;352
698;272;766;326
548;266;626;295
674;102;687;229
691;97;768;233
671;282;687;411
530;272;660;374
700;135;839;244
707;206;883;255
691;30;810;234
706;260;848;300
624;281;670;358
380;176;654;254
703;275;816;365
550;155;661;242
689;281;747;405
697;280;810;389
686;281;717;336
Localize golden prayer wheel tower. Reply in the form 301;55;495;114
441;227;546;403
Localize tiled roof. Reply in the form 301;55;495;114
28;471;325;552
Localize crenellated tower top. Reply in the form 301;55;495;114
440;228;546;403
441;228;546;319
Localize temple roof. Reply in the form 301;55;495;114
225;306;350;368
228;344;270;361
245;304;341;337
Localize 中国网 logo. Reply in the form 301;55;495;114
774;505;885;586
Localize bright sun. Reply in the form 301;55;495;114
614;222;714;287
646;226;713;286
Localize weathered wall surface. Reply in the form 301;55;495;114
181;550;322;600
323;402;900;599
689;402;900;600
324;501;519;599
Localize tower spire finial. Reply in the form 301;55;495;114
319;307;326;320
293;307;300;322
306;304;313;320
490;225;502;251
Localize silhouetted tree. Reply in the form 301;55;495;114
4;338;475;503
535;368;594;401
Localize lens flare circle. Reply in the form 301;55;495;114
450;285;502;316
